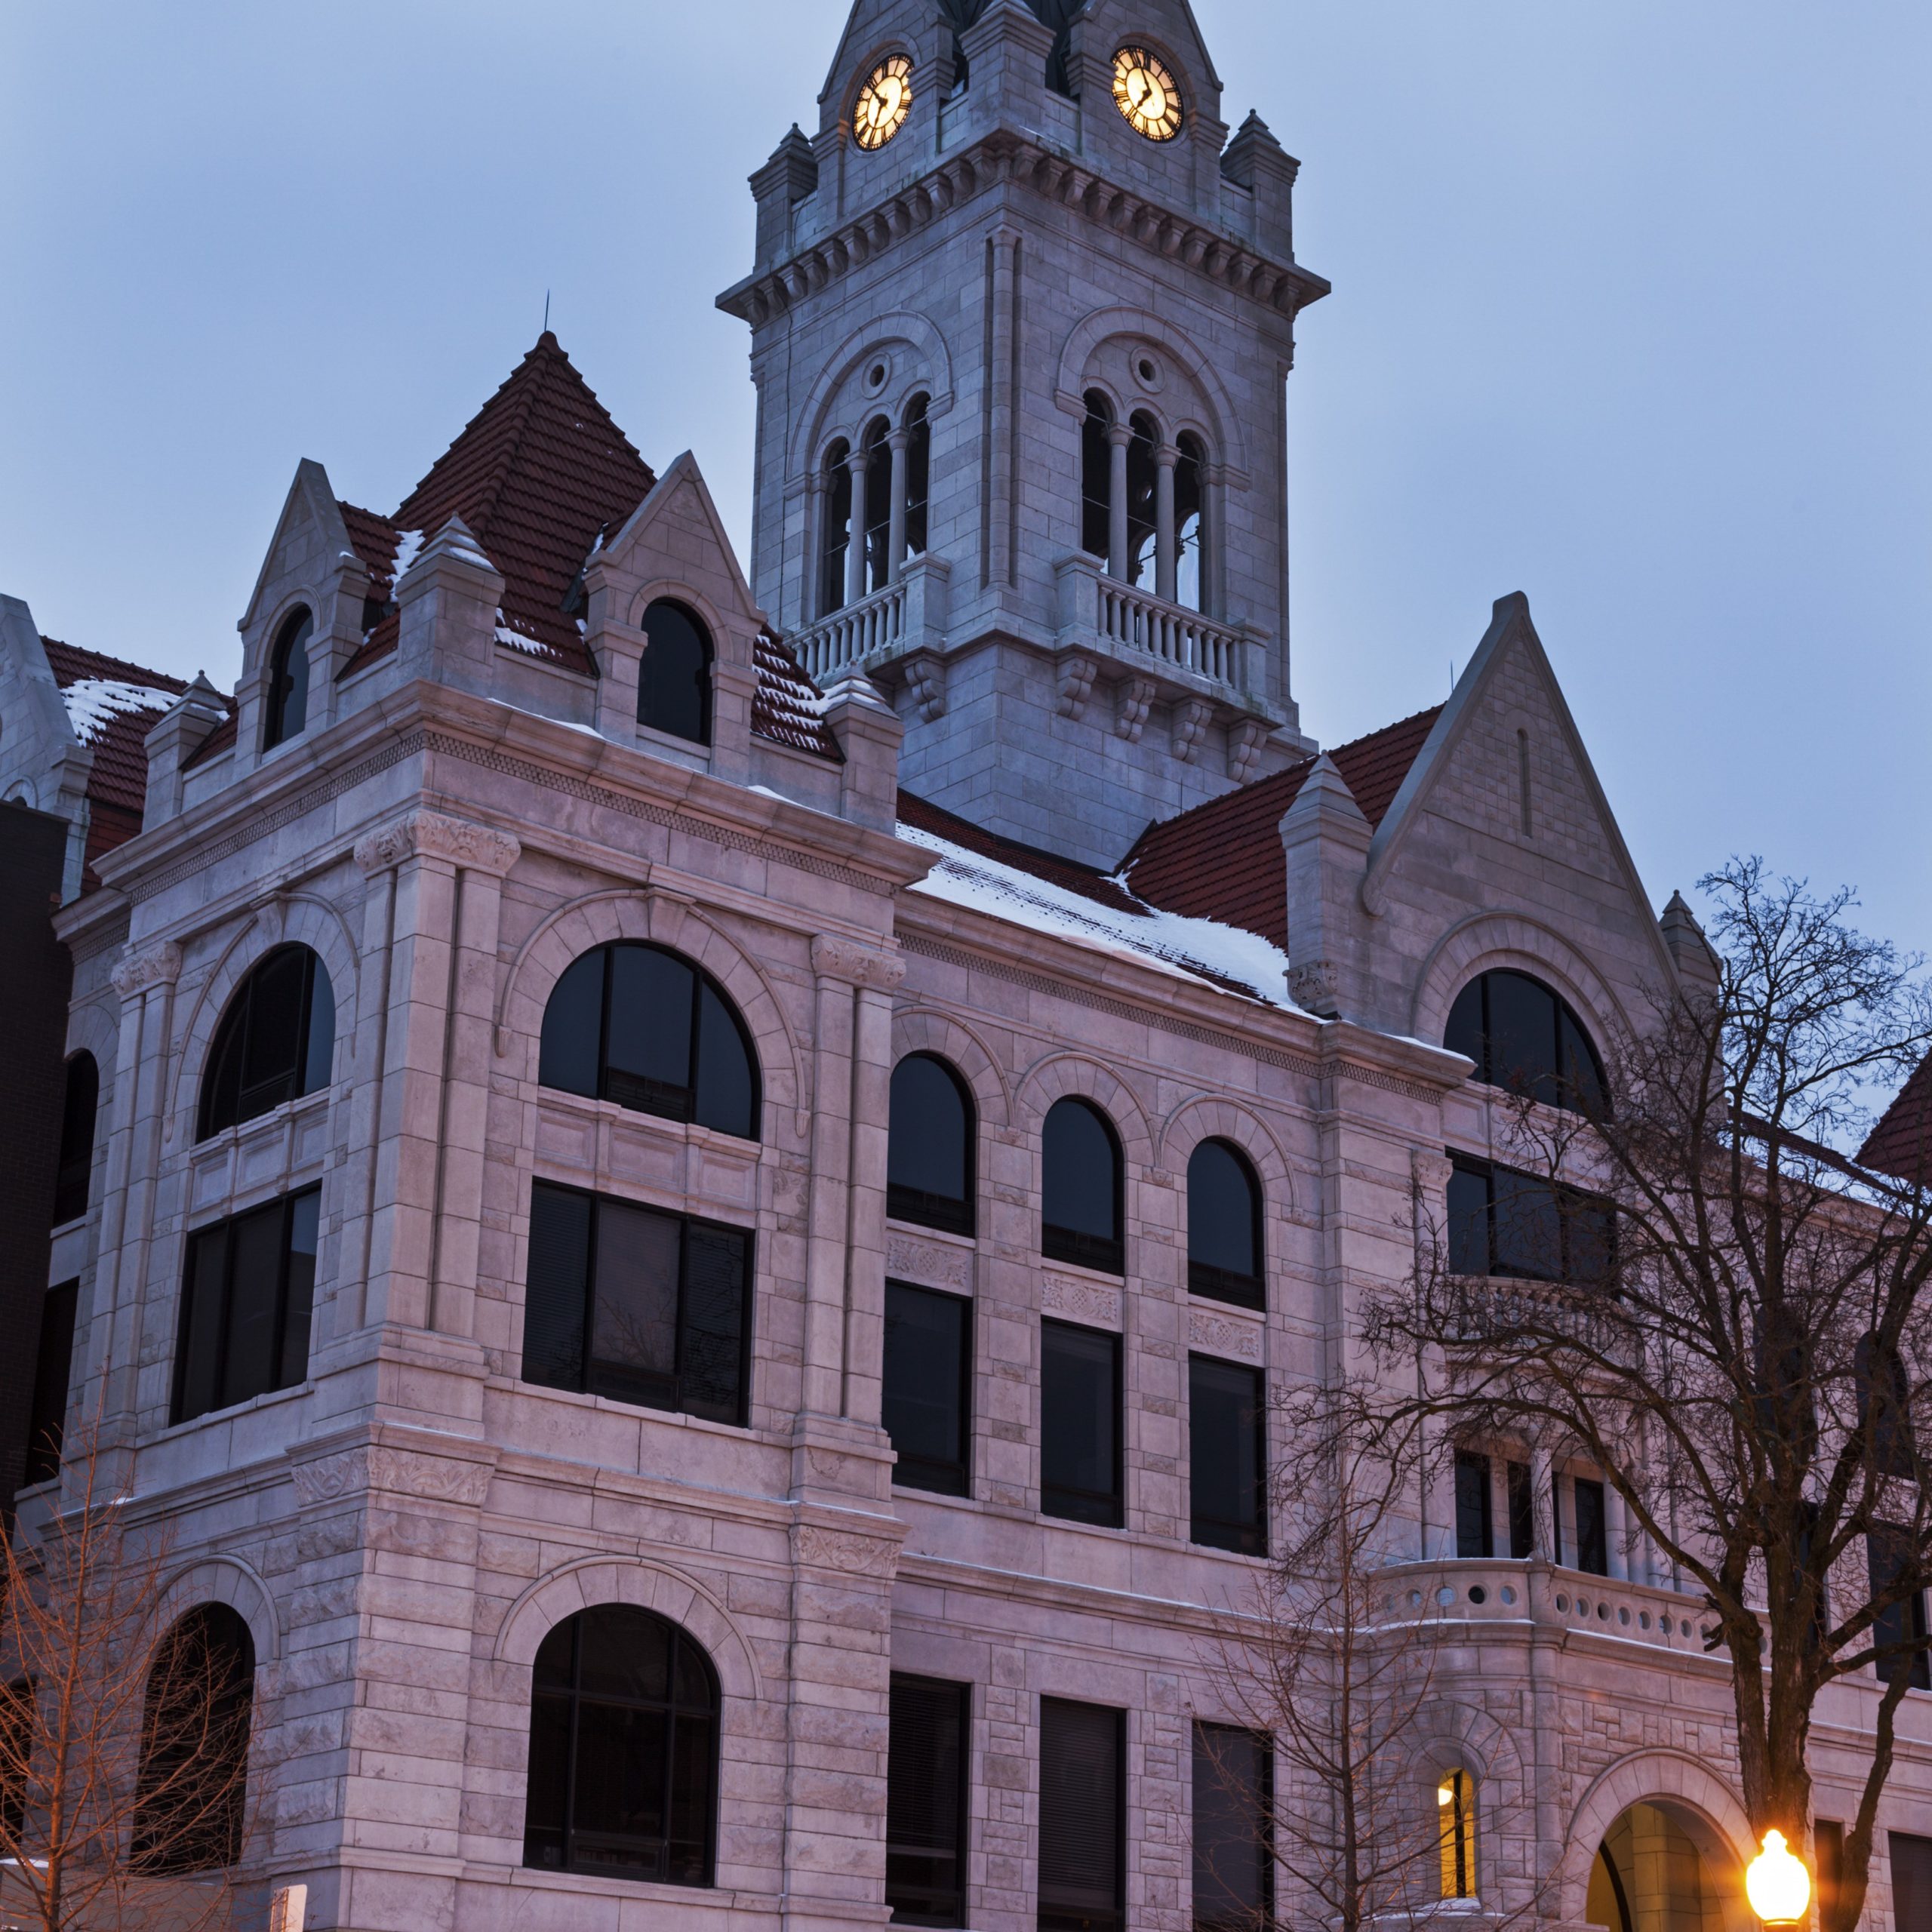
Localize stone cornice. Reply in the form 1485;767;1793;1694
353;809;521;878
716;128;1331;331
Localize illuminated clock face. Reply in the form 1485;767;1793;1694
1112;46;1183;142
854;56;914;150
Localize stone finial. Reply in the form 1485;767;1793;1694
750;125;818;269
1660;890;1722;997
823;672;903;833
143;672;233;824
1220;109;1300;259
1281;755;1373;1020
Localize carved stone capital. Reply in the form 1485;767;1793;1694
1056;651;1099;721
792;1521;903;1580
811;934;907;992
288;1439;497;1509
112;940;183;998
1289;959;1339;1017
1171;698;1212;764
355;811;521;878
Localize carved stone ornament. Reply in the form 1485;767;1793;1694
1227;718;1269;785
811;934;908;992
886;1232;971;1289
1187;1306;1263;1362
1116;676;1157;744
1171;699;1211;764
288;1443;497;1509
1056;652;1099;721
793;1522;903;1578
111;940;183;998
1041;1272;1123;1331
903;654;947;724
354;811;522;878
1289;960;1339;1017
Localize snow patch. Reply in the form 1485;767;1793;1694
494;617;552;657
389;528;425;584
60;678;181;744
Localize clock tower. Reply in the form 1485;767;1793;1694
718;0;1328;867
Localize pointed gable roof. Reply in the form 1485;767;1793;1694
1118;708;1442;948
1861;1051;1932;1184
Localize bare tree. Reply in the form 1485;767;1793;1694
1365;860;1932;1932
0;1418;255;1932
1200;1386;1541;1932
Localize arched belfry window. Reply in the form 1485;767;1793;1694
1080;381;1216;612
1125;411;1160;587
636;599;712;747
1081;391;1115;562
198;945;336;1141
1438;1769;1478;1899
1042;1097;1124;1275
820;438;853;617
525;1605;719;1885
1175;432;1206;613
132;1606;254;1875
903;393;931;561
888;1053;974;1235
861;417;893;596
262;607;313;751
54;1051;99;1226
1444;969;1607;1115
540;942;760;1141
1187;1138;1263;1308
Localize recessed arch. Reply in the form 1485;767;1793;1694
1013;1052;1155;1165
1053;307;1248;479
789;311;957;480
889;1007;1011;1129
154;1554;283;1669
1411;912;1630;1065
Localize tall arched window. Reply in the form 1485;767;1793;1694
1125;411;1160;586
861;417;893;596
198;945;336;1141
1081;390;1115;562
820;438;853;617
132;1606;254;1875
1444;969;1607;1116
1175;432;1206;613
540;943;759;1141
525;1605;719;1885
903;393;931;561
888;1053;974;1235
1187;1138;1263;1309
637;599;712;747
1042;1097;1123;1275
262;607;313;752
1437;1770;1478;1899
53;1051;98;1226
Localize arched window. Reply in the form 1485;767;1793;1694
1042;1097;1123;1275
53;1051;98;1226
262;607;313;752
1175;432;1206;613
132;1606;254;1875
540;943;759;1141
636;599;712;747
1125;411;1160;587
198;945;336;1142
1438;1769;1478;1899
820;438;853;617
888;1053;974;1235
1081;390;1115;561
1444;969;1607;1115
862;416;893;595
1187;1139;1263;1309
903;393;931;561
524;1605;719;1885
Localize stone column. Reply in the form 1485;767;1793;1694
1604;1481;1630;1582
1155;443;1180;603
1531;1445;1555;1562
845;446;870;606
1107;423;1131;580
886;427;910;584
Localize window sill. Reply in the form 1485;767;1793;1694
50;1210;92;1239
471;1859;765;1909
154;1379;311;1442
886;1213;978;1248
489;1374;764;1446
1038;1251;1127;1287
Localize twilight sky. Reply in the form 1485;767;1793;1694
2;2;1927;951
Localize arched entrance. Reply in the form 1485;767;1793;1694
1587;1801;1743;1932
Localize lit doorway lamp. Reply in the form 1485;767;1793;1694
1746;1831;1812;1927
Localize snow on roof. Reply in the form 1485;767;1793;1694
899;820;1304;1008
61;677;182;745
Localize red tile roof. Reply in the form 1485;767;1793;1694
1118;706;1443;946
899;788;1143;914
1860;1052;1932;1184
753;629;843;761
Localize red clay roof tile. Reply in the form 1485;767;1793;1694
1860;1052;1932;1183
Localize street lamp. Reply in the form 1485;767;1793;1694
1745;1829;1811;1927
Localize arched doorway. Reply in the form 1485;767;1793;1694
1587;1801;1741;1932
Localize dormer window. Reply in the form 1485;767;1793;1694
262;608;313;751
636;599;712;747
1445;969;1607;1115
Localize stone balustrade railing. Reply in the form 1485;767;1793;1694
793;552;952;687
1054;552;1258;697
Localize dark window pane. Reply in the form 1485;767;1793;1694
1125;412;1158;589
523;1691;571;1866
1187;1140;1262;1306
1039;1699;1124;1930
1564;1187;1617;1288
1081;394;1113;561
133;1606;254;1874
540;951;606;1098
278;1189;320;1391
821;441;852;617
606;945;696;1118
1869;1527;1932;1690
223;1198;288;1407
303;960;336;1098
176;1226;229;1424
1574;1478;1608;1576
666;1708;716;1884
1492;1168;1562;1283
884;1281;971;1497
1042;1321;1121;1527
1487;970;1560;1108
903;397;932;558
589;1201;681;1409
1558;1005;1606;1114
1447;1158;1491;1276
1043;1100;1122;1274
1193;1723;1271;1932
1455;1452;1494;1560
1507;1461;1535;1559
531;1618;577;1693
238;947;307;1120
1894;1834;1932;1932
637;600;712;746
264;609;312;750
0;1678;30;1842
577;1606;674;1705
1859;1332;1917;1478
889;1055;974;1235
679;1223;749;1426
695;981;758;1140
888;1674;968;1927
1444;978;1485;1069
1189;1356;1265;1555
23;1278;78;1489
54;1053;98;1226
525;1184;593;1392
572;1701;669;1862
1817;1822;1844;1931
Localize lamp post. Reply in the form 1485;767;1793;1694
1746;1829;1812;1927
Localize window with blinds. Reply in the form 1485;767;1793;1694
1038;1698;1124;1932
524;1182;751;1426
1192;1723;1272;1930
887;1674;969;1926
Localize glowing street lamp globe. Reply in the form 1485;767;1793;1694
1745;1830;1811;1927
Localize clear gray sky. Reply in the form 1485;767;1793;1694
3;3;1927;948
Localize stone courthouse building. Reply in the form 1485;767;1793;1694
4;1;1930;1928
